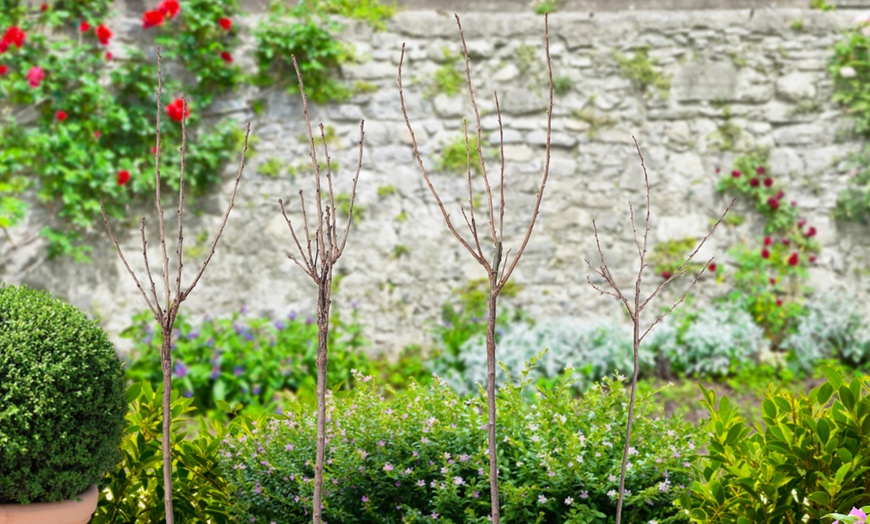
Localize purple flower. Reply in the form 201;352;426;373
186;330;199;340
833;508;868;524
384;463;394;472
183;390;193;398
361;496;369;503
173;362;188;377
274;320;286;330
306;316;314;325
288;311;298;320
253;385;261;395
233;365;245;377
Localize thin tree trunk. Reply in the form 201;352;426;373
485;284;500;524
615;315;641;524
160;335;174;524
313;268;332;524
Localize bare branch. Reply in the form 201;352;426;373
279;198;314;277
455;14;497;245
320;124;338;256
498;13;553;289
463;118;484;259
299;189;315;271
181;123;251;301
154;49;171;315
640;258;713;343
100;201;159;319
140;218;163;317
397;43;484;267
174;95;188;305
337;120;365;257
291;55;327;267
495;91;506;244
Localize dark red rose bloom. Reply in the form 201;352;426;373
3;26;26;48
708;262;717;272
769;277;776;285
220;50;233;63
94;130;101;139
749;178;760;187
143;9;165;28
79;21;90;32
761;248;770;259
776;298;783;307
96;24;112;45
55;110;67;121
218;17;232;30
166;98;190;122
798;218;807;227
764;237;772;246
40;3;47;11
117;170;131;186
788;252;799;266
715;167;721;174
731;170;741;178
782;238;790;245
151;145;158;155
661;270;672;279
158;0;180;19
767;197;779;210
776;190;784;199
0;41;7;53
809;254;817;263
105;51;113;60
805;226;817;237
0;64;6;75
25;66;43;87
763;177;773;187
756;166;765;175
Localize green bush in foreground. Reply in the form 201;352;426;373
0;284;126;504
221;359;699;523
681;365;870;523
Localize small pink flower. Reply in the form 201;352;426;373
25;66;44;87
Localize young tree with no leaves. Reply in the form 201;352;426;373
100;51;251;524
278;55;365;524
398;14;553;524
586;137;734;524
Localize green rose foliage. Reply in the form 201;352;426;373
681;366;870;523
0;0;244;261
0;284;126;504
221;360;699;523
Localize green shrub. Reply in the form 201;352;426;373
0;284;126;504
123;308;372;417
93;381;241;524
221;363;698;523
681;366;870;523
781;293;870;371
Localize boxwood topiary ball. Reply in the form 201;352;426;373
0;284;127;504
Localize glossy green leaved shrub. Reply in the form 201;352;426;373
680;366;870;523
123;308;373;417
221;361;699;523
93;381;244;524
0;284;126;504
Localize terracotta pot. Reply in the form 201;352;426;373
0;484;98;524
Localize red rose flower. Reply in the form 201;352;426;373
775;190;784;199
764;236;772;246
0;64;6;75
0;41;7;54
769;277;776;285
767;197;779;210
143;9;165;28
782;238;790;245
788;252;799;266
220;50;233;63
661;270;672;279
96;25;112;45
117;170;131;186
166;98;190;122
151;145;158;155
218;17;232;30
756;166;765;175
805;226;817;237
94;130;101;139
3;26;26;48
158;0;181;19
763;177;773;187
809;254;817;263
798;218;807;227
749;178;760;187
775;298;783;307
79;21;91;32
761;248;770;259
708;262;717;273
41;3;48;11
55;110;67;121
25;66;44;87
105;51;113;60
715;167;721;174
731;170;741;178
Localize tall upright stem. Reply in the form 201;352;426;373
615;316;641;524
313;266;332;524
485;283;500;523
160;332;174;524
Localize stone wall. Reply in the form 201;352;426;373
7;6;870;355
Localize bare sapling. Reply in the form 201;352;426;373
278;55;365;524
99;50;250;524
585;137;734;524
397;14;553;523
